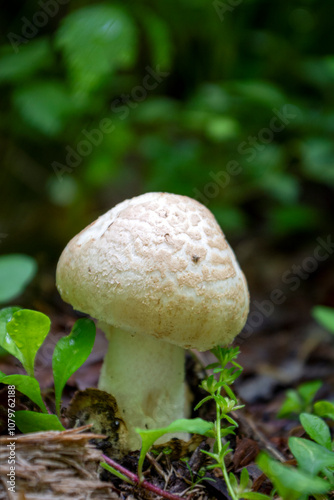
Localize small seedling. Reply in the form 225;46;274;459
181;460;215;491
257;411;334;499
312;305;334;335
193;346;246;500
278;379;323;419
191;346;273;500
228;468;273;500
0;306;96;432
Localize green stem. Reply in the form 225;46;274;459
215;369;239;500
222;464;238;500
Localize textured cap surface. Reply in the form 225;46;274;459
56;192;249;350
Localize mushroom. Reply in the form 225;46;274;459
56;192;249;450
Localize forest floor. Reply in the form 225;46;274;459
0;243;334;499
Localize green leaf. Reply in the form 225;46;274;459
0;307;23;361
298;380;322;406
0;254;37;304
139;9;172;70
229;471;238;490
52;318;96;417
194;395;213;411
239;467;250;490
202;449;219;463
242;493;273;500
301;138;334;187
259;172;300;205
136;418;214;480
15;411;65;433
289;436;334;475
100;462;134;485
212;206;247;233
7;309;51;377
224;414;238;426
300;413;332;450
203;362;221;370
213;394;229;411
268;204;320;236
0;374;47;413
223;384;239;402
56;5;137;94
277;389;302;418
0;38;52;82
279;381;323;418
312;306;334;334
14;81;77;137
257;452;330;500
220;426;235;437
232;80;286;108
314;400;334;420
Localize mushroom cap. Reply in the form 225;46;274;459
56;192;249;350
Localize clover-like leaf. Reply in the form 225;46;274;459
0;307;22;361
7;309;50;377
0;374;47;413
15;411;65;433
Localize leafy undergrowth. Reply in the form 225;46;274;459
0;305;334;499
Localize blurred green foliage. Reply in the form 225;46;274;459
0;254;37;304
1;1;334;260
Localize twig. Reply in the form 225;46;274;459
146;452;169;483
102;454;185;500
178;484;205;498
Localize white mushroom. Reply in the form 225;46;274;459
56;192;249;450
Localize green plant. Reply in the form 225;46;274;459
194;346;271;500
103;343;334;499
278;380;323;419
0;254;37;305
100;345;272;499
313;305;334;335
181;459;215;491
257;411;334;499
0;255;38;357
278;377;334;426
0;306;95;432
228;468;273;500
135;418;214;481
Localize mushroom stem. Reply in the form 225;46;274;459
98;323;188;450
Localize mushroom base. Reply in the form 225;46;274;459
98;323;188;451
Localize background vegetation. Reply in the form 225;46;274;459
1;0;334;309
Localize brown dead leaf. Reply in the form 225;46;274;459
233;437;259;469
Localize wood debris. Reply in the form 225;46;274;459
0;426;119;500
